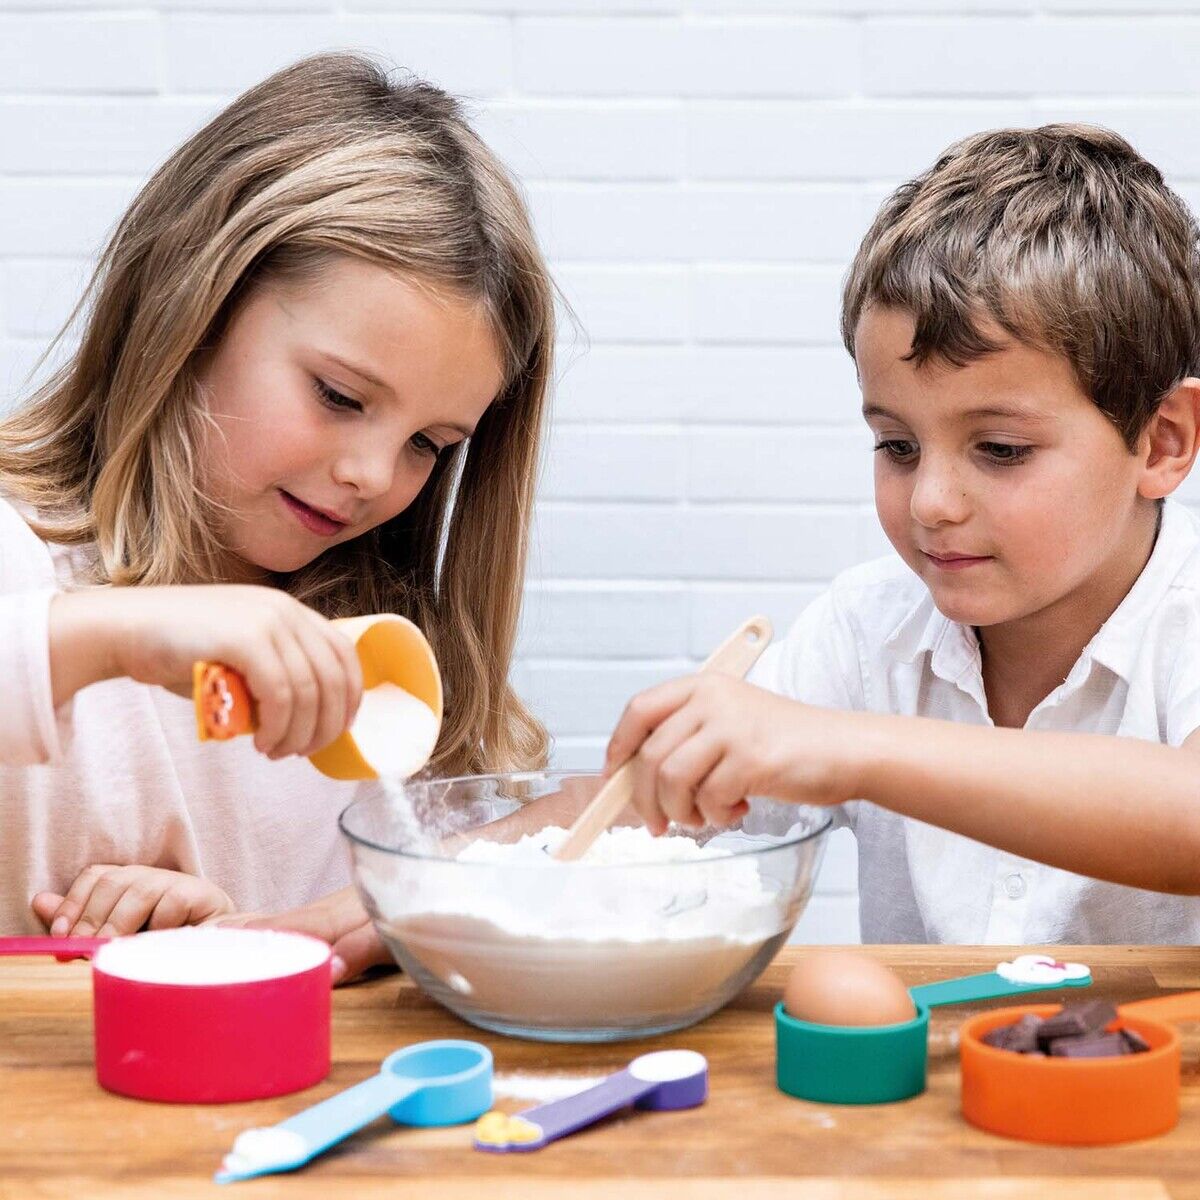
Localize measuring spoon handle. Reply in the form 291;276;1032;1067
911;970;1092;1008
0;936;108;960
515;1070;654;1149
279;1071;418;1160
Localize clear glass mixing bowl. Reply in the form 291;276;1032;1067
341;771;832;1042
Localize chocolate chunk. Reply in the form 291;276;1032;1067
1004;1014;1044;1053
1048;1032;1129;1058
1120;1027;1151;1053
1072;999;1119;1034
982;1026;1011;1049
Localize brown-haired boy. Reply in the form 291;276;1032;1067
608;124;1200;943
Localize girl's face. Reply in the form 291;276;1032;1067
857;305;1153;630
197;256;503;579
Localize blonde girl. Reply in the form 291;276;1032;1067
1;53;553;940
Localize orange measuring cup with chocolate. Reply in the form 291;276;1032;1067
960;989;1200;1145
193;614;442;781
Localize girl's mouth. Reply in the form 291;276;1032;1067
279;490;347;537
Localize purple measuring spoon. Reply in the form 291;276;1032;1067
474;1049;707;1153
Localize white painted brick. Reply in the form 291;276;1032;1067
554;345;687;423
532;502;688;580
520;583;689;658
2;260;95;337
683;504;880;580
0;15;158;94
0;99;218;176
520;660;688;736
690;0;1030;9
1031;100;1200;178
690;266;844;343
1032;18;1200;95
689;185;865;262
475;101;685;182
542;426;684;500
688;100;1034;180
864;19;1040;97
529;184;688;261
555;265;688;343
688;427;873;501
688;582;823;655
0;182;134;257
547;737;609;772
685;18;858;98
164;15;511;98
789;894;861;945
352;0;676;10
517;18;681;97
685;346;861;423
813;827;859;894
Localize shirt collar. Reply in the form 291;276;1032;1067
882;500;1198;689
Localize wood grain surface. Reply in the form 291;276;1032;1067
2;945;1198;1199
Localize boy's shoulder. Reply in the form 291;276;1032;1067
824;553;933;638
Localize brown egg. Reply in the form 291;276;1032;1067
783;951;917;1027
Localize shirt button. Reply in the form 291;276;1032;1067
1004;873;1026;900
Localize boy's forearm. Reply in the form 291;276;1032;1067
846;713;1200;895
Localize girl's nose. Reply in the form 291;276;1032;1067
909;459;970;527
332;437;399;499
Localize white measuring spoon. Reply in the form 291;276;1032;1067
553;615;773;862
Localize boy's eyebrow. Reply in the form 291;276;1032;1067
321;351;477;438
862;401;1052;424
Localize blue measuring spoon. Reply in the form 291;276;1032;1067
474;1049;707;1153
215;1039;492;1184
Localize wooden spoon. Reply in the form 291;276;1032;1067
552;615;774;862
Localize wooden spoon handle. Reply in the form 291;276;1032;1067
553;615;774;862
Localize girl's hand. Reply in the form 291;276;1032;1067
31;865;234;938
217;886;392;986
51;585;363;759
604;675;859;833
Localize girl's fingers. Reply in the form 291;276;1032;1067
290;622;354;757
30;891;64;930
50;864;113;936
331;921;391;986
247;642;297;758
146;886;195;931
71;872;129;937
268;628;322;759
605;678;698;775
97;876;168;937
299;608;363;734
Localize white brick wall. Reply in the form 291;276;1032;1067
6;1;1200;943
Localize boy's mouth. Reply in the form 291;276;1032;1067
278;489;348;537
922;550;992;572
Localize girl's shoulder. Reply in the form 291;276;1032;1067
0;493;89;591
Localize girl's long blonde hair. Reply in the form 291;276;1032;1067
0;53;552;776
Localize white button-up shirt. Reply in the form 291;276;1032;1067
752;499;1200;944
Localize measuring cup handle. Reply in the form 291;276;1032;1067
1120;989;1200;1024
280;1071;416;1160
0;937;108;961
910;970;1092;1008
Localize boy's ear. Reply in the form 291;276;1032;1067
1138;378;1200;500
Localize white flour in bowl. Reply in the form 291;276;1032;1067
359;824;793;1027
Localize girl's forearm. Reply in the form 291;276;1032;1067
48;591;123;707
849;713;1200;895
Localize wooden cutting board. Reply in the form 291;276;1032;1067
2;944;1198;1199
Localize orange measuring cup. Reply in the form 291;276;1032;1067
960;989;1200;1145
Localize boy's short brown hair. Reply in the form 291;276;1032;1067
841;124;1200;449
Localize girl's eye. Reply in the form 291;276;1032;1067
313;378;362;413
409;432;441;458
979;442;1033;465
873;439;917;463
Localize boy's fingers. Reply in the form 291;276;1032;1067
658;734;723;829
694;757;750;829
606;678;697;772
634;706;706;827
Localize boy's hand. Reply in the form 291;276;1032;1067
51;585;363;760
31;865;235;938
605;675;856;833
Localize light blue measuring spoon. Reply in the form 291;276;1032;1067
215;1039;492;1184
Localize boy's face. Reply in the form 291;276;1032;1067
196;255;502;579
857;306;1150;629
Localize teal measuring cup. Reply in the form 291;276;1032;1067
775;962;1092;1105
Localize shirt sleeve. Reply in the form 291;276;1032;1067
0;586;68;765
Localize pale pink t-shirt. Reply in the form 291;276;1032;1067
0;496;358;934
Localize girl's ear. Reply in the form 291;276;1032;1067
1138;378;1200;500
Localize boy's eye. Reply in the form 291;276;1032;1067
979;442;1033;465
313;378;362;413
873;439;917;463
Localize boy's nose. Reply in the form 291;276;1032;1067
909;462;970;527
